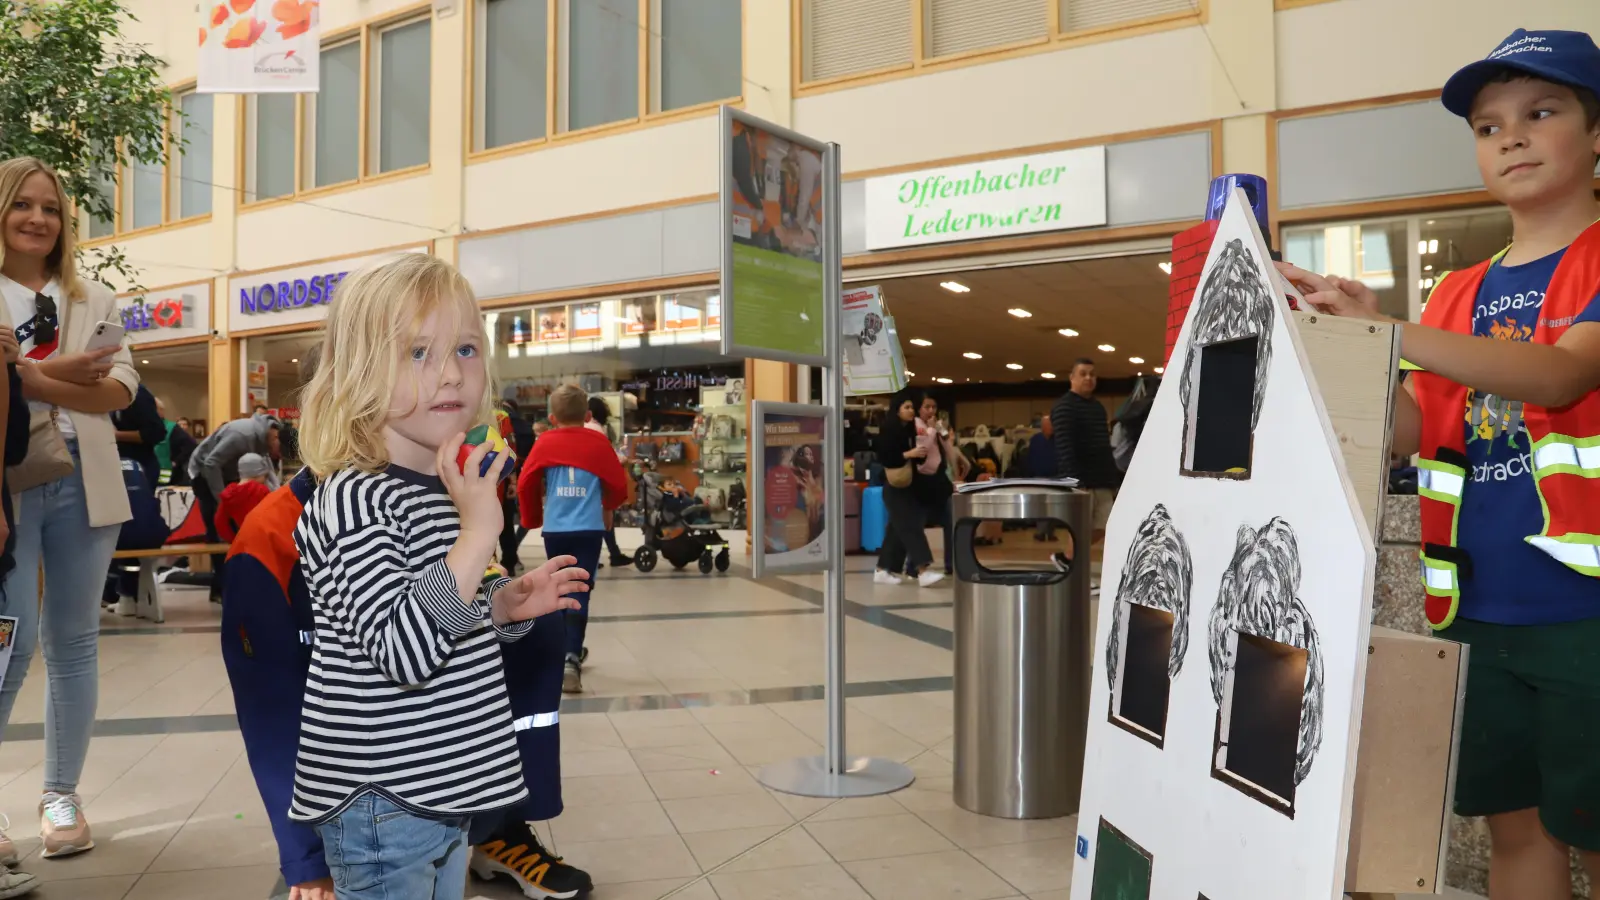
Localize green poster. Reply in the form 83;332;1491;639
1090;819;1153;900
731;242;825;361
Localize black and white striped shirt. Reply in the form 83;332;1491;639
289;466;533;824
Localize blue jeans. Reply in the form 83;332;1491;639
542;531;600;659
0;454;121;793
317;793;471;900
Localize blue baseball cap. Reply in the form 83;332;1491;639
1442;29;1600;118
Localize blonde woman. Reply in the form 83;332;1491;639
291;253;586;899
0;157;137;875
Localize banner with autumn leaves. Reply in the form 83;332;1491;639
198;0;320;93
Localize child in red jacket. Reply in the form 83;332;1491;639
517;384;628;693
214;452;273;541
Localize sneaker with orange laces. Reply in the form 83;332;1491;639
38;793;93;859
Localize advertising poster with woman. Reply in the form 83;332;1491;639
752;403;828;577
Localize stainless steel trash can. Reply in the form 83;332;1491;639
952;484;1092;820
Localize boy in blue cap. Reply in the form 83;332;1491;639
1280;29;1600;898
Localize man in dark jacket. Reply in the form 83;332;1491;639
113;384;166;490
1051;358;1121;547
187;413;281;598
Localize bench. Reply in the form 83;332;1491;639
111;543;231;623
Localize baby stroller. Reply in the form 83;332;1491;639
633;468;730;574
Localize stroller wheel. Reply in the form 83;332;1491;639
634;546;658;573
715;548;730;572
698;551;714;574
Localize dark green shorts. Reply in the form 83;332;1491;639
1440;616;1600;850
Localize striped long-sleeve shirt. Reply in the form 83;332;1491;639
289;465;533;824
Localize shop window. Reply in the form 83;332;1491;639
248;94;297;202
480;0;549;149
927;0;1047;59
1212;631;1308;815
306;41;361;189
1110;603;1175;745
802;0;912;82
1182;336;1257;477
172;90;214;219
371;19;432;173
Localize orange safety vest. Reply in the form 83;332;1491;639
1412;221;1600;630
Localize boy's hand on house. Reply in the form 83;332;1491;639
1275;262;1385;321
491;554;588;625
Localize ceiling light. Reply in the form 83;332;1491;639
939;281;970;294
1417;239;1428;254
1158;261;1173;275
140;359;149;365
1007;308;1032;318
1129;356;1145;364
290;358;299;363
934;377;953;384
1040;372;1057;379
1098;344;1115;352
1058;328;1079;338
1154;366;1165;374
904;370;914;377
963;352;982;359
1005;363;1024;370
1428;239;1439;253
910;338;932;347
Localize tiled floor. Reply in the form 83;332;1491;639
0;532;1480;900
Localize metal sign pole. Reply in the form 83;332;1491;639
755;141;914;799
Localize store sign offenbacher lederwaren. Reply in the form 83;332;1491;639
862;146;1108;251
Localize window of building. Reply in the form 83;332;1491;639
799;0;1203;90
243;15;433;206
84;90;216;241
372;19;432;173
121;158;163;231
472;0;743;154
86;174;116;241
171;90;214;219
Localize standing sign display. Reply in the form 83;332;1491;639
841;285;906;396
197;0;321;94
752;404;829;577
720;107;827;366
722;106;915;801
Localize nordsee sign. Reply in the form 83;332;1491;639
227;247;428;333
862;146;1107;251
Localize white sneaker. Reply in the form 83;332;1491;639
0;814;17;867
0;871;37;898
872;569;902;585
115;597;137;617
917;570;946;588
39;793;92;859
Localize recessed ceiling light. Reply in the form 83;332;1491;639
910;338;932;347
140;359;149;365
1154;366;1165;374
290;358;299;363
1005;363;1023;370
1058;328;1079;338
1098;344;1115;352
1007;308;1032;318
904;371;914;377
934;377;953;384
939;281;971;294
1129;356;1145;364
1158;261;1173;275
962;352;982;359
1041;372;1057;379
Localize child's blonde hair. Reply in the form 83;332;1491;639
548;384;588;427
0;157;87;301
299;253;494;477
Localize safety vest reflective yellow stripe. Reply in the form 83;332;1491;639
1416;464;1465;501
1530;433;1600;477
512;711;560;731
1525;536;1600;575
1420;557;1458;593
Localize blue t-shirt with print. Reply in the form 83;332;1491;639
542;465;604;534
1456;247;1600;625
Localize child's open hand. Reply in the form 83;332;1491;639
438;431;511;541
491;554;589;625
1275;262;1383;321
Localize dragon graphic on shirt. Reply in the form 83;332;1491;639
1464;316;1530;450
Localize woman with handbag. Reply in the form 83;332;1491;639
0;158;139;867
873;390;944;587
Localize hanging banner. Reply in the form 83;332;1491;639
719;107;829;367
751;403;830;578
197;0;321;94
841;285;905;396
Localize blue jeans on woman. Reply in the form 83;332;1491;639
0;447;122;794
316;793;471;900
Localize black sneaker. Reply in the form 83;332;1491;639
471;820;592;898
608;554;633;568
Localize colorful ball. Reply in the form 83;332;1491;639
457;424;516;481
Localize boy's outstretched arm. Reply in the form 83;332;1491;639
1279;263;1600;409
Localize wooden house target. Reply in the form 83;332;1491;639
1071;189;1379;900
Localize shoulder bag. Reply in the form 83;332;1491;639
9;405;74;493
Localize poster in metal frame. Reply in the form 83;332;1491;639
750;401;831;578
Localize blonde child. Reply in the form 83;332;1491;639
291;253;587;900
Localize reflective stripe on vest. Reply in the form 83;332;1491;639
1526;536;1600;576
1417;461;1466;502
513;712;560;731
1418;554;1462;629
1531;433;1600;477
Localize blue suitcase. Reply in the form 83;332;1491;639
860;486;888;553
